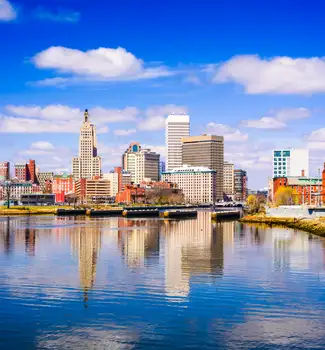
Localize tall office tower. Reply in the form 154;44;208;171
234;169;247;202
72;109;101;180
165;114;190;171
223;162;234;199
273;148;309;178
122;142;160;184
0;162;10;181
182;135;224;200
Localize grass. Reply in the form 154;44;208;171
240;214;325;237
0;205;124;216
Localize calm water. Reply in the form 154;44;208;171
1;212;325;349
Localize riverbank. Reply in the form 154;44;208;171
240;214;325;237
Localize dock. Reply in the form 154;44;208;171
89;209;123;217
211;210;241;220
122;209;160;217
57;209;87;216
162;210;197;218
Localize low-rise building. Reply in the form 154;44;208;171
52;174;75;203
162;165;216;204
103;172;119;197
75;178;111;203
0;181;41;201
115;184;146;204
273;176;322;205
21;194;55;206
37;172;54;192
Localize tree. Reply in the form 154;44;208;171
274;186;298;206
246;194;259;213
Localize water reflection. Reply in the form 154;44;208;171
1;214;325;349
117;218;160;268
163;212;227;298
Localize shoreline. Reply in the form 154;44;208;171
240;215;325;237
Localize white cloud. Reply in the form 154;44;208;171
138;105;188;131
241;117;286;129
20;142;55;156
306;128;325;150
205;123;248;142
114;128;137;136
241;107;311;129
90;106;138;123
16;141;73;173
0;0;16;21
35;8;80;22
214;55;325;94
2;105;141;133
33;46;172;83
1;104;187;134
30;141;55;151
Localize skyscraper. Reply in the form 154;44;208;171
181;135;224;200
122;142;160;184
165;114;190;171
72;109;101;180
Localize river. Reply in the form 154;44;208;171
1;211;325;349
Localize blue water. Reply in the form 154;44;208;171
1;212;325;349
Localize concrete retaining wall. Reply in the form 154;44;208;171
266;206;325;218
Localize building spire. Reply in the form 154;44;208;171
84;109;89;123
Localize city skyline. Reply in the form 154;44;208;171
2;1;325;189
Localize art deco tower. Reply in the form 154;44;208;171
72;109;101;180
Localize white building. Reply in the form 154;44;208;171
122;143;160;184
165;114;190;171
223;162;234;198
0;182;41;201
162;165;216;204
72;109;101;180
103;172;119;197
273;148;309;178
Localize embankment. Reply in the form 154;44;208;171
0;206;58;215
240;215;325;237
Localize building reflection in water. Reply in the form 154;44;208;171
69;217;102;306
162;211;233;298
0;217;36;256
24;228;36;256
0;217;13;254
117;218;159;268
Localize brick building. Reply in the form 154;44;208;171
52;174;75;203
75;178;110;203
0;162;10;181
273;176;322;206
14;160;38;183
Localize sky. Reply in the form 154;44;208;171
2;0;325;189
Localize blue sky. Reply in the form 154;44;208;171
2;0;325;189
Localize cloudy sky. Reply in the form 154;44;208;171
1;0;325;189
